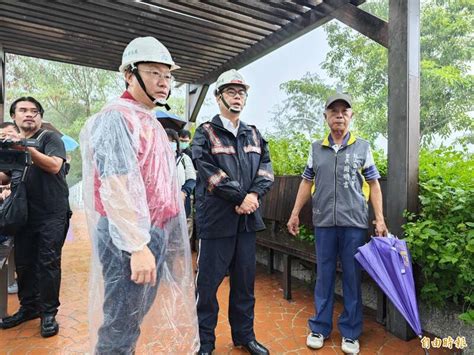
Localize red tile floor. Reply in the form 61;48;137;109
1;211;453;354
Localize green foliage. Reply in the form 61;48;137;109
267;132;313;175
403;148;474;323
322;20;388;143
458;309;474;325
64;116;89;186
272;0;474;145
268;132;388;177
5;54;124;186
164;85;186;118
324;0;474;144
6;55;123;126
296;225;315;243
269;73;333;137
372;149;387;177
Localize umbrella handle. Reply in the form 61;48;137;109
419;335;430;355
385;233;408;274
372;233;396;238
377;233;407;274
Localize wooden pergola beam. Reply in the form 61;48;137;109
219;0;300;22
0;2;253;50
0;0;369;87
328;3;388;47
97;0;273;38
0;44;4;123
0;16;239;61
263;0;317;15
196;0;353;85
186;84;209;124
147;0;285;29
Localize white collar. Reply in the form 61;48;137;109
219;115;240;137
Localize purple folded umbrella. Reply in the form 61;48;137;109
355;235;422;336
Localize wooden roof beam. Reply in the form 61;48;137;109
186;84;209;123
143;0;281;31
0;20;236;64
0;15;243;58
0;3;250;52
5;1;255;49
203;0;294;24
325;2;388;47
262;0;313;15
194;0;354;85
110;0;272;38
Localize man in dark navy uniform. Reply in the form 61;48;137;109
192;69;274;355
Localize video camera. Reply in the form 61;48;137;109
0;138;40;171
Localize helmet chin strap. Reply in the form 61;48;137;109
131;65;171;111
219;94;242;114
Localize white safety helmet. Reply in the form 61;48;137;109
214;69;250;95
119;36;180;73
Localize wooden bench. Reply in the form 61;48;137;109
0;237;14;318
256;220;339;300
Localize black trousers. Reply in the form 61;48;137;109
15;214;68;316
196;232;256;352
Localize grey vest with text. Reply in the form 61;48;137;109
311;138;371;229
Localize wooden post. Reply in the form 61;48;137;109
376;288;387;325
266;220;275;274
185;83;209;123
282;254;292;300
386;0;420;340
267;248;274;274
0;45;5;123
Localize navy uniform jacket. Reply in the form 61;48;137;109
192;115;274;239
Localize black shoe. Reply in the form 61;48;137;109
242;340;270;355
0;308;40;329
197;343;214;355
40;315;59;338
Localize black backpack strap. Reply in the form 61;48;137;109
20;166;29;182
176;154;184;167
36;129;49;143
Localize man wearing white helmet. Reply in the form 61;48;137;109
79;37;198;354
119;36;180;110
192;69;274;355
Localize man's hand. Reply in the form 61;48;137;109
373;219;388;237
236;193;259;215
130;245;157;286
0;131;21;140
287;214;300;236
1;132;26;151
181;191;187;202
0;172;11;186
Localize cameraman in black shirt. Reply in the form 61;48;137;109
0;97;69;338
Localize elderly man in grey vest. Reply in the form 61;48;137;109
287;93;388;355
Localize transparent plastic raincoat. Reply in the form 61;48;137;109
78;97;199;354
